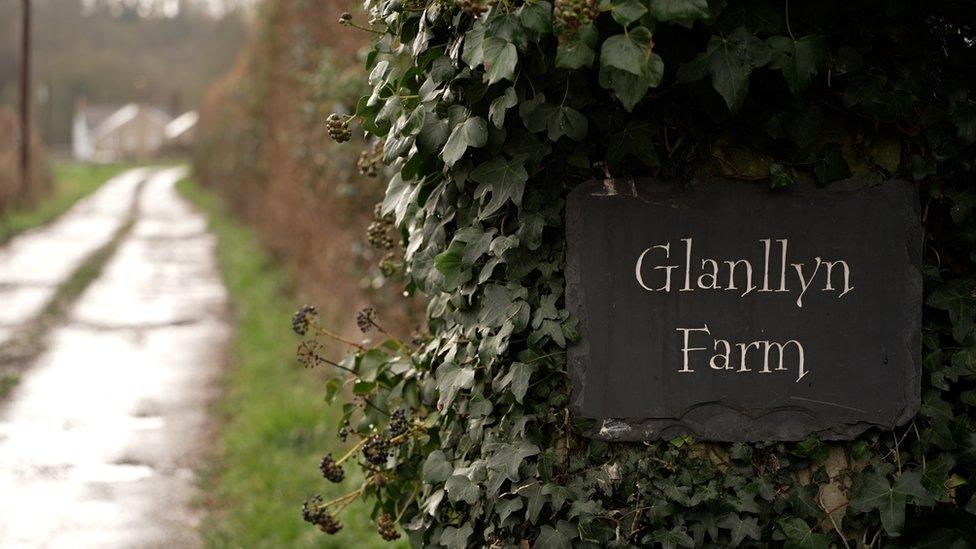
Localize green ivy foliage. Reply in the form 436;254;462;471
300;0;976;546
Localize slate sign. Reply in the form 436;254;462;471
566;178;922;442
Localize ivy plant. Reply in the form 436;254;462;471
296;0;976;546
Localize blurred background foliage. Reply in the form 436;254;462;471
190;0;419;545
0;0;247;147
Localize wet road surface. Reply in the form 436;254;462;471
0;168;149;347
0;167;229;548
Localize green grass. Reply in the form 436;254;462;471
177;178;399;549
0;162;135;243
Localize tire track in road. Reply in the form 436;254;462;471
0;168;150;370
0;167;230;548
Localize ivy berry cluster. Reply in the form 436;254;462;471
325;113;352;143
292;303;422;543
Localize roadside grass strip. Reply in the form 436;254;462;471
0;162;136;244
177;178;401;548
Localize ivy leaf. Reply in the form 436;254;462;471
767;34;827;95
717;513;761;546
423;489;445;516
926;278;976;335
679;27;771;112
484;37;518;84
556;23;600;69
439;523;474;549
769;162;795;188
499;362;537;403
520;1;553;34
599;58;664;111
776;517;829;549
487;440;540;481
443;116;488;167
445;474;482;504
647;0;709;21
435;363;476;409
548;106;588;141
477;285;516;329
808;143;852;184
490;87;518;128
892;471;937;507
470;156;529;217
646;526;695;549
607;121;659;166
496;497;524;525
356;94;388;136
422;450;454;483
488;13;530;51
534;525;571;549
599;27;663;111
462;21;486;67
434;241;470;289
381;173;419;225
324;376;342;403
611;0;648;26
949;101;976;144
556;24;598;69
601;33;646;75
568;499;602;523
849;471;935;536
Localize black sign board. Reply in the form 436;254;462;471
566;179;922;442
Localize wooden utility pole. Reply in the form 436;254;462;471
19;0;31;196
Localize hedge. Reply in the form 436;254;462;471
297;0;976;546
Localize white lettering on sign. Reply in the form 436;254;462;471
675;325;807;382
635;237;846;382
634;237;854;305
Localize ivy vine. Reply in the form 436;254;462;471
296;0;976;546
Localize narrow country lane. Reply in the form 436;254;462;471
0;168;149;347
0;167;230;548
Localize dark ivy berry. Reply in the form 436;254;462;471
553;0;597;35
302;496;343;534
388;408;409;442
302;495;324;523
379;252;401;278
367;221;394;250
377;513;401;541
356;307;377;333
363;434;389;465
325;113;352;143
297;340;326;368
319;453;345;483
357;141;383;177
339;420;350;442
338;11;352;25
292;304;317;335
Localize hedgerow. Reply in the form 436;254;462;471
296;0;976;546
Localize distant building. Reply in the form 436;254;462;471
163;111;199;151
72;102;198;162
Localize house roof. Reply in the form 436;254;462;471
79;105;123;132
79;103;173;141
165;111;199;140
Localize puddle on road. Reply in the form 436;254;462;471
0;167;229;548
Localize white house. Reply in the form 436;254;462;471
72;102;196;162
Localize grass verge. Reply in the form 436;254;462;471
177;178;400;548
0;162;135;243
